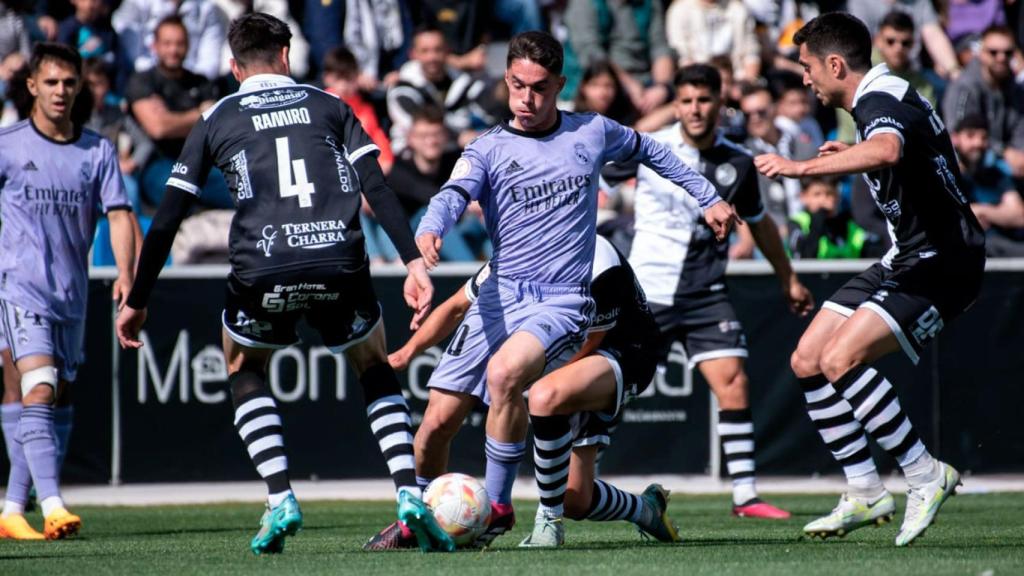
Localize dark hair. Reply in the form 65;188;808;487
801;176;839;192
507;31;563;75
82;56;110;80
413;23;446;42
323;46;357;78
739;80;776;101
573;60;638;124
411;105;445;126
674;64;722;95
154;15;187;40
708;55;734;75
879;11;915;34
954;114;989;132
793;13;873;72
29;42;82;77
228;12;292;69
770;70;804;96
8;63;33;119
981;24;1016;42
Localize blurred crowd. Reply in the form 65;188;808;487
2;0;1023;264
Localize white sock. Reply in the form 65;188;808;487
537;503;564;519
40;495;64;517
733;481;758;506
904;453;940;487
1;500;24;517
267;489;293;509
848;473;888;501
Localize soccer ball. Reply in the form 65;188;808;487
423;473;492;546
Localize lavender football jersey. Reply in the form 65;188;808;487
0;120;129;322
417;112;720;285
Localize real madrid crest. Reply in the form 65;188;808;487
573;143;591;166
715;163;737;187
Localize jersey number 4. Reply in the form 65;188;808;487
276;136;315;208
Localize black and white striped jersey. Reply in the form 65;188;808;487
851;64;985;269
605;127;764;306
168;74;379;281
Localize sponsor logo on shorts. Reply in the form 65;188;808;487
233;311;272;336
718;320;742;333
910;306;943;345
539;323;552;334
261;283;340;313
239;89;309;111
872;289;889;303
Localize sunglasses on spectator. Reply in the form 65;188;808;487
986;48;1014;58
883;38;913;48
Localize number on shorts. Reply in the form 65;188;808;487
446;325;470;356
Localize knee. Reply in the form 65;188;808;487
790;346;821;379
20;366;58;406
228;367;267;403
486;357;526;403
417;409;462;448
564;487;590;520
527;383;563;416
819;343;861;383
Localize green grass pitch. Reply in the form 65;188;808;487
1;493;1021;575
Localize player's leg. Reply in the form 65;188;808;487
222;332;302;554
819;304;957;546
697;356;789;519
0;346;44;540
364;389;476;551
484;331;545;511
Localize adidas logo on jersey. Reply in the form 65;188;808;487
505;160;524;175
22;161;37;171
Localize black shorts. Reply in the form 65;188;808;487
222;265;381;352
568;342;658;449
824;255;984;365
649;298;748;368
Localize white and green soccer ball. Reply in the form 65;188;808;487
424;473;492;546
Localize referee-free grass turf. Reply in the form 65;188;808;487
1;493;1021;575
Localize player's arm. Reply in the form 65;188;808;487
754;133;902;179
416;149;487;267
748;215;814;316
107;209;138;309
601;117;738;240
568;329;608;364
389;288;473;371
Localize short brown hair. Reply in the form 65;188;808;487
507;31;563;75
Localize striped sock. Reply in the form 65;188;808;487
484;436;525;505
232;391;292;507
834;365;935;485
718;409;758;506
531;414;573;517
361;364;418;499
586;479;645;523
800;375;884;498
1;403;31;513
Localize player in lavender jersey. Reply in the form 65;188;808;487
415;31;739;533
0;44;138;541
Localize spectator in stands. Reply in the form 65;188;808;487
788;177;870;260
57;0;120;77
952;114;1024;256
413;0;490;73
387;25;490;153
573;59;639;126
84;57;150;213
323;46;394;172
0;2;29;62
113;0;227;80
342;0;410;91
301;0;342;79
564;0;674;113
837;11;939;143
213;0;309;80
388;106;486;261
945;25;1024;176
848;0;961;79
771;71;824;153
125;16;226;209
947;0;1006;48
665;0;761;83
739;82;802;243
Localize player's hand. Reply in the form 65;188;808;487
111;274;133;310
704;201;742;242
115;305;147;349
818;140;850;156
404;258;434;330
784;275;815;317
416;233;443;269
754;154;803;179
388;347;413;371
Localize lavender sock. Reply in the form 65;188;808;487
484;436;525;505
1;403;31;506
19;404;61;502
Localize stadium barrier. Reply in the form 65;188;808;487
2;260;1022;485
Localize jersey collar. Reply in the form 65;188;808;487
500;111;563;138
239;74;297;94
852;63;891;109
